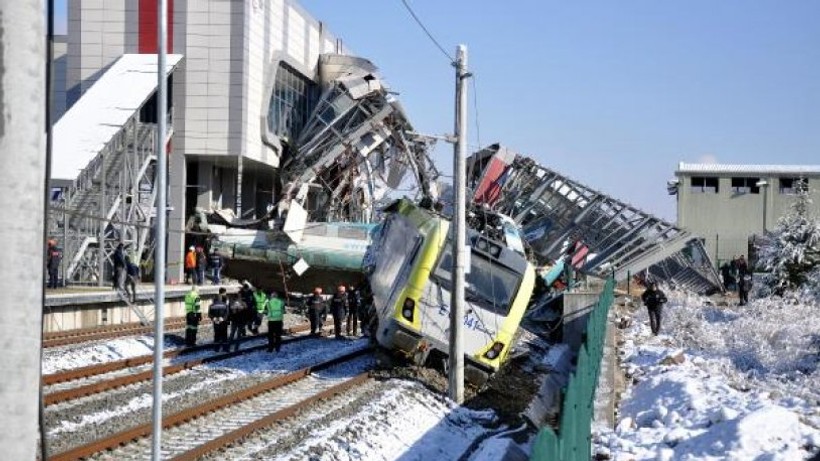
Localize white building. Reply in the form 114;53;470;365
58;0;362;280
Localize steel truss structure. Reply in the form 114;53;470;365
277;54;438;228
467;144;723;294
49;113;170;324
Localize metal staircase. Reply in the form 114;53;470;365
50;117;168;325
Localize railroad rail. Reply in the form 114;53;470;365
44;324;316;405
49;348;372;461
43;317;188;348
43;323;311;386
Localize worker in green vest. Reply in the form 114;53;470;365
184;285;202;346
265;290;285;352
251;284;268;335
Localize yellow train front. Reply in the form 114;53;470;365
366;199;536;385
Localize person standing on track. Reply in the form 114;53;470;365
252;284;268;335
228;293;249;351
239;280;255;335
641;281;668;336
184;285;202;346
265;290;285;353
346;285;360;336
208;288;229;352
330;285;348;339
307;287;326;336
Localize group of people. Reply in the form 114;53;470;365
304;285;363;339
184;281;286;353
185;280;366;354
184;246;223;286
720;254;751;306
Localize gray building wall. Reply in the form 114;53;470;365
675;167;820;265
52;36;68;120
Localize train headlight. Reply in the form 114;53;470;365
483;342;505;360
402;298;415;321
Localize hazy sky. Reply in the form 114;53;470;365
55;1;820;221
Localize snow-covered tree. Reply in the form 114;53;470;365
757;181;820;296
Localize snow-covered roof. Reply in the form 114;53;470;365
677;162;820;176
52;54;183;181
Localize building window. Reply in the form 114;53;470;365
690;176;719;193
267;62;319;143
731;177;760;194
779;177;807;194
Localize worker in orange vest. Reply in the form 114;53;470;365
184;246;196;285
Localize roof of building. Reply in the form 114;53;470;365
677;162;820;176
52;54;183;181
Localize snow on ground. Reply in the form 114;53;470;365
42;335;169;374
272;379;501;461
594;290;820;461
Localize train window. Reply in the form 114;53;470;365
303;224;328;236
434;248;521;316
337;226;368;240
370;216;422;309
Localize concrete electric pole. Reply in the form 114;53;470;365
151;0;168;458
449;44;468;404
0;1;46;459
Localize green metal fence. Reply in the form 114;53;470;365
531;276;616;460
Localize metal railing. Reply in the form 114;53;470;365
531;276;615;460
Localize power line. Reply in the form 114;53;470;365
399;0;454;64
471;75;482;150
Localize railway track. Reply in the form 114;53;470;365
43;324;315;405
49;347;373;461
43;318;188;348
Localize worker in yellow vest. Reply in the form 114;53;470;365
184;285;202;346
265;290;285;352
251;285;268;335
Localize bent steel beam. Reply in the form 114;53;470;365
467;143;724;294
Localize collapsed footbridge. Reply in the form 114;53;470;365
467;144;723;294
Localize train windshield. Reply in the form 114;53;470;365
370;216;422;312
434;247;522;315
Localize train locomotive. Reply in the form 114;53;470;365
364;199;536;385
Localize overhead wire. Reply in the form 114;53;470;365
399;0;455;65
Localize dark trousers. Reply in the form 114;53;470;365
185;312;200;346
647;305;663;336
185;268;194;284
346;307;359;336
124;275;137;302
213;322;229;352
309;310;323;335
332;309;344;338
113;266;125;290
47;267;59;288
250;312;262;335
228;321;246;351
196;268;205;285
739;287;749;306
267;320;283;352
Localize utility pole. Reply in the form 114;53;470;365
0;1;46;459
151;0;168;458
449;44;468;404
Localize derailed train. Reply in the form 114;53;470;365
364;199;536;384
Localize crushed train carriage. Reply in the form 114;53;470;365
364;199;537;385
